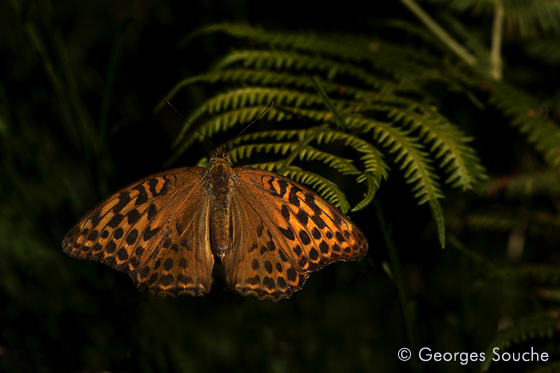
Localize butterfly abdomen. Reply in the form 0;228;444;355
208;158;234;259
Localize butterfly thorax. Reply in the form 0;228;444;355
207;148;234;260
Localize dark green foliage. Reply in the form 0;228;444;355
481;311;560;371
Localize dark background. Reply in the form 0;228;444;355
2;1;559;372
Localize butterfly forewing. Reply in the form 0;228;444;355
235;169;368;270
62;168;215;297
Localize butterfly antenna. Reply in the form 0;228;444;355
164;99;216;149
224;101;275;149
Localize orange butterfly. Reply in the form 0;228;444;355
63;108;368;301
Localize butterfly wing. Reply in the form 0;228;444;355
222;168;368;301
62;167;215;297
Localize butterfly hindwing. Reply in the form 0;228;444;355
223;188;309;301
62;167;214;297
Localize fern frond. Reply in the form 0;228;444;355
467;210;560;234
425;0;560;37
352;173;379;212
227;126;388;212
489;82;560;168
372;102;488;190
349;115;446;245
350;116;444;204
183;23;380;62
214;50;389;89
524;38;560;64
528;361;560;373
186;23;442;76
228;120;390;182
500;264;560;286
167;106;280;166
476;169;560;199
466;210;525;231
505;0;560;36
161;22;490;246
232;143;358;175
315;130;390;184
481;310;560;372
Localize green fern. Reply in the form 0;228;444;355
529;361;560;373
481;310;560;372
476;169;560;199
157;23;491;247
500;264;560;287
424;0;560;37
466;210;560;236
489;82;560;169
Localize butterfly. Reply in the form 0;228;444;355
63;147;368;301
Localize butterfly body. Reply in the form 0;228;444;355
63;148;368;301
207;149;235;259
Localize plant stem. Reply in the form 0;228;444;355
375;201;421;372
310;76;347;129
490;0;504;81
399;0;477;67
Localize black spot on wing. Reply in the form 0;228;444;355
311;227;321;240
335;231;345;243
277;277;287;288
276;179;288;198
264;261;273;274
164;258;174;270
117;248;129;261
305;193;322;216
133;185;148;206
138;267;150;279
107;214;124;229
127;209;142;225
106;241;117;253
287;268;297;282
309;248;319;260
311;215;327;229
279;227;295;241
126;229;139;245
113;192;132;214
332;210;343;227
90;211;102;227
263;276;275;290
114;228;124;239
281;205;290;221
87;230;99;241
160;274;174;287
143;226;161;241
299;230;311;245
148;177;170;197
288;186;302;207
147;204;158;221
296;210;309;225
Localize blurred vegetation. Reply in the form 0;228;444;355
1;0;560;372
